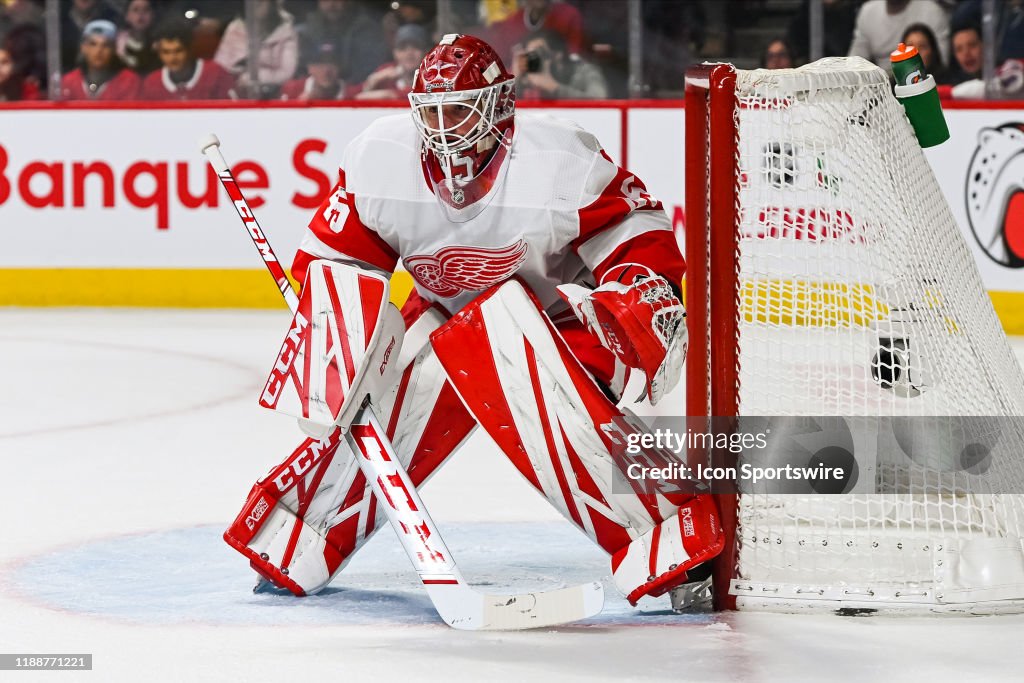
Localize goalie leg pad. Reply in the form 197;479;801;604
259;260;405;433
224;300;476;595
429;279;722;600
610;495;724;605
225;429;347;595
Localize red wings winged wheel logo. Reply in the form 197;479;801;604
404;240;529;298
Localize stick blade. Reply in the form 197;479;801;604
425;580;604;631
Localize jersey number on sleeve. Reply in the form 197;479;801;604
620;175;659;212
323;185;351;233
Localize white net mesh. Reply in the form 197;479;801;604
638;277;685;348
722;58;1024;611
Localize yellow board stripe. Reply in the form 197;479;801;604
0;268;415;309
686;274;1024;335
739;279;888;328
737;279;1021;335
0;268;1021;336
990;291;1024;336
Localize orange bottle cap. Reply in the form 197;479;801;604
891;42;919;62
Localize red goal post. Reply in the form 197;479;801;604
684;63;741;611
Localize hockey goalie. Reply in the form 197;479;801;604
224;34;723;610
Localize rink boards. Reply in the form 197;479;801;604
0;100;1021;331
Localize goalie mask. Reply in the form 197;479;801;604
409;34;516;222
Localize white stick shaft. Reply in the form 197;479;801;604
346;406;464;583
200;134;299;312
345;406;604;630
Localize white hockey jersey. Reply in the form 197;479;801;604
293;112;682;315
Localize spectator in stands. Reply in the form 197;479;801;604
487;0;584;67
944;22;1024;99
573;0;702;98
142;19;236;100
61;0;121;72
117;0;159;74
297;0;389;84
646;0;705;94
1004;1;1024;62
0;45;17;98
0;1;43;46
788;0;859;61
280;42;357;100
215;0;298;98
0;44;40;100
901;22;948;83
61;19;141;100
952;1;1024;64
355;23;428;100
381;1;482;48
155;2;246;60
761;39;796;69
388;0;433;26
2;18;44;95
381;1;435;46
848;0;951;72
570;1;627;97
948;23;983;84
449;0;484;34
512;28;607;100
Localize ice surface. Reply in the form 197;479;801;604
2;309;1023;682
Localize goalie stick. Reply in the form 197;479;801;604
200;134;604;630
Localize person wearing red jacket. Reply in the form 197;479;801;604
279;42;359;101
141;19;236;101
60;19;141;100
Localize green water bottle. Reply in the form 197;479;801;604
890;42;949;148
892;42;926;86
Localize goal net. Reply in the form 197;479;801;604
684;57;1024;613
